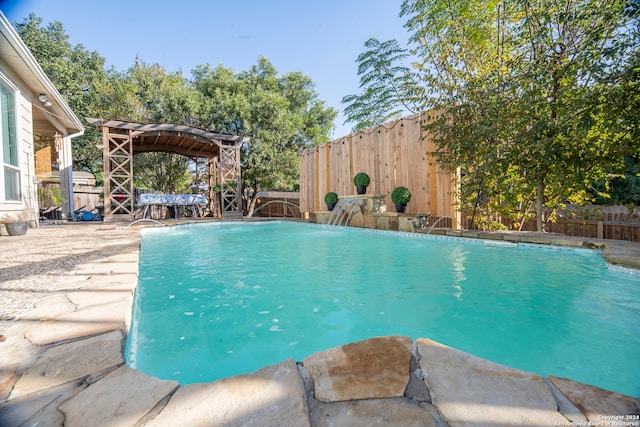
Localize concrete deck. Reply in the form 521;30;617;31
1;222;639;426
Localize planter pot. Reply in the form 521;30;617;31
395;203;407;213
327;202;336;211
356;185;367;195
5;221;29;236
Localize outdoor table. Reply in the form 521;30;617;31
137;193;207;219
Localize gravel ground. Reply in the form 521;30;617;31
0;222;121;333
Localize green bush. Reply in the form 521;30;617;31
391;186;412;204
353;172;371;187
324;192;339;205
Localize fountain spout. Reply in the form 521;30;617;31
337;200;361;226
327;198;347;225
327;197;365;227
426;216;454;234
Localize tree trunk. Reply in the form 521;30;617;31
535;181;545;232
245;187;260;217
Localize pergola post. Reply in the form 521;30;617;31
103;126;134;221
219;144;242;218
208;158;218;217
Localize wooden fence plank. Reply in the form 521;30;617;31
417;113;431;214
373;128;381;194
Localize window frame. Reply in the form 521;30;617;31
0;73;21;203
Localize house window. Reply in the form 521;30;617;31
1;78;20;201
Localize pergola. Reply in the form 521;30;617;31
86;118;245;222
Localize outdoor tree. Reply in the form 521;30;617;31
14;13;109;181
591;157;640;205
17;15;338;216
133;153;193;193
399;0;640;231
96;60;205;192
342;38;424;132
193;57;337;216
589;2;640;203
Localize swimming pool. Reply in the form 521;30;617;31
126;221;640;396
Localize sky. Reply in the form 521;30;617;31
1;0;410;139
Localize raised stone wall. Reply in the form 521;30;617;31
318;194;425;232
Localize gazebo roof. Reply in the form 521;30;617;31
85;118;246;158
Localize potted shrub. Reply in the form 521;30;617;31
353;172;370;195
391;186;412;213
324;192;339;211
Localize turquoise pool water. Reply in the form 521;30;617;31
126;221;640;396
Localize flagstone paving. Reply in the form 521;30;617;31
1;222;639;426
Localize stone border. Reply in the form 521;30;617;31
1;223;638;426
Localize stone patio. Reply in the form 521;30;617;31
1;222;639;426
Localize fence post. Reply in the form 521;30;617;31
597;221;603;239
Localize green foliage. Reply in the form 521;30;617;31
192;57;337;215
49;187;64;205
37;186;64;206
398;0;639;231
92;60;203;125
342;38;424;132
391;186;412;204
591;157;640;205
353;172;371;187
212;182;237;192
324;192;339;205
15;16;337;209
133;152;192;193
15;13;109;182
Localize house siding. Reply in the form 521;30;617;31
19;94;37;224
1;13;83;228
0;69;37;224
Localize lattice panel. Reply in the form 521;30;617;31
103;129;133;219
219;145;241;216
209;158;219;217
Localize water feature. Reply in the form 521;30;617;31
327;197;364;226
126;221;640;396
427;216;453;233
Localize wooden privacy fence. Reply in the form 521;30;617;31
300;112;458;219
254;191;301;218
460;205;640;242
545;205;640;242
468;218;640;241
73;184;102;213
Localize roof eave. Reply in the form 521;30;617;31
0;12;84;135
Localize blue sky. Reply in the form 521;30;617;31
2;0;409;139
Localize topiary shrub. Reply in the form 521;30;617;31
353;172;371;187
391;186;412;205
324;192;339;205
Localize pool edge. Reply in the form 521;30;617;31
1;221;639;426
